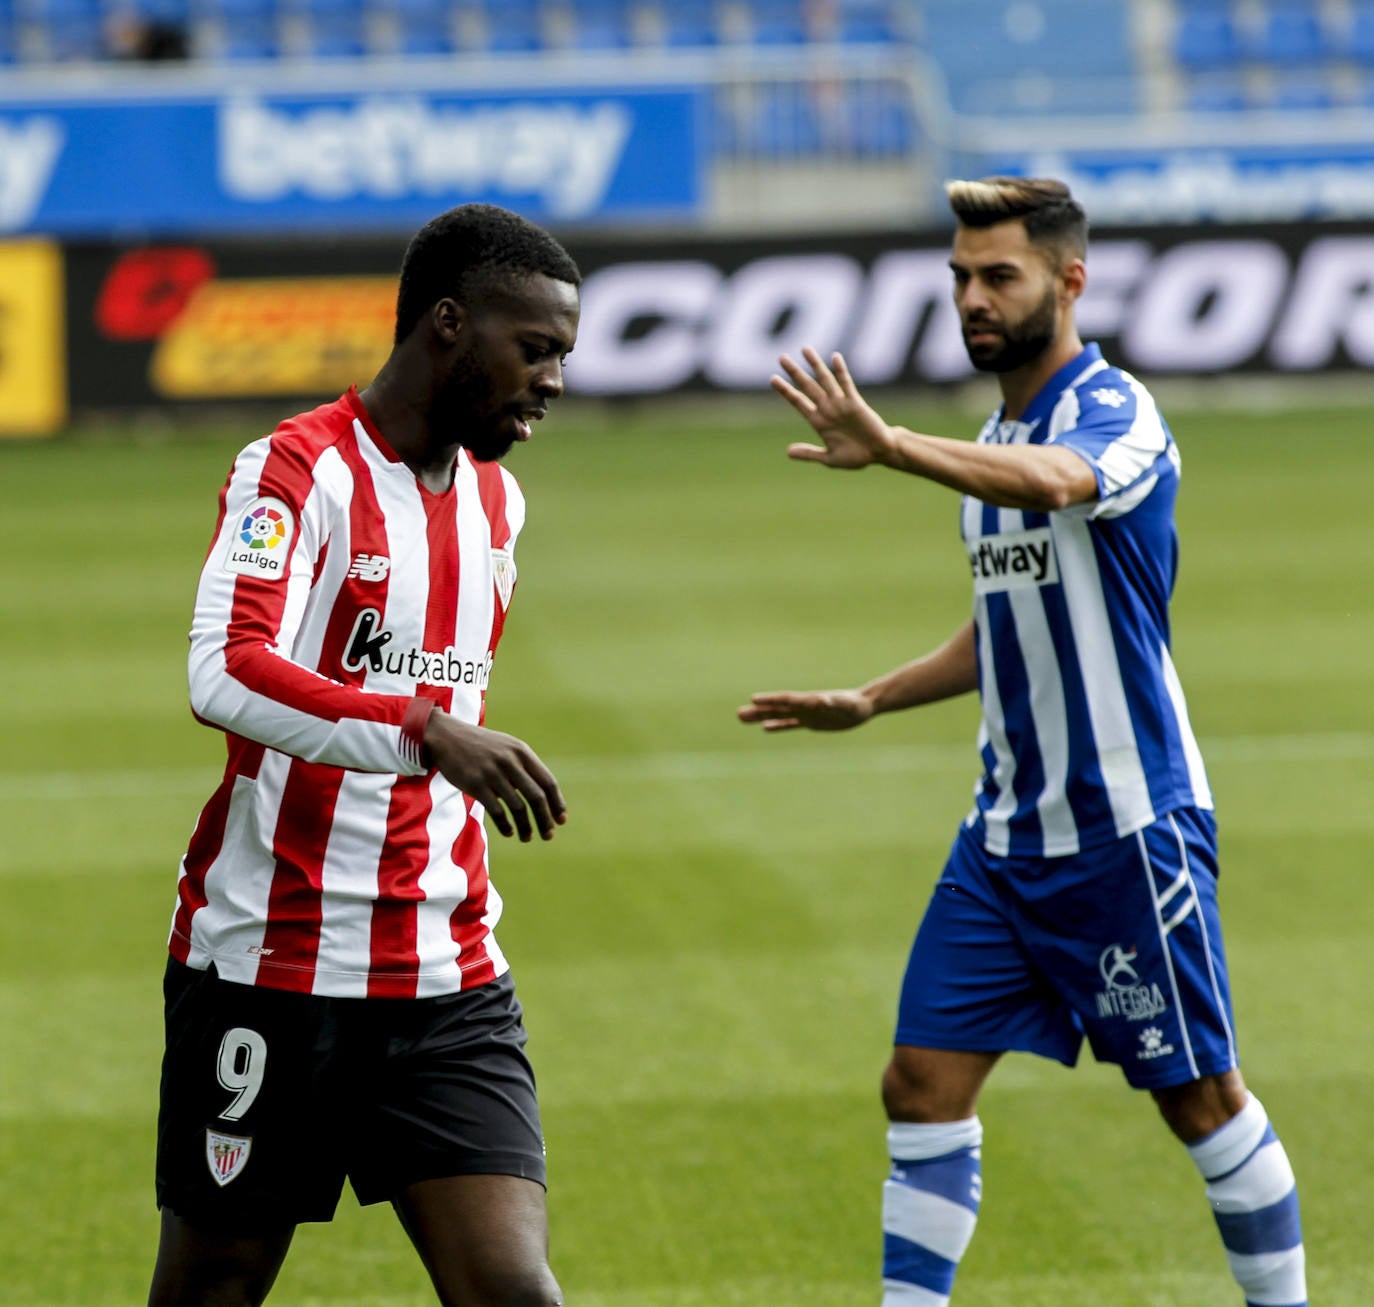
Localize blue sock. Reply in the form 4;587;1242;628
1187;1094;1306;1306
881;1118;982;1306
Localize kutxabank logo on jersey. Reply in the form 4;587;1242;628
223;496;294;579
1095;943;1168;1023
342;608;493;689
968;527;1059;595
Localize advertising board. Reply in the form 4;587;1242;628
0;239;65;435
0;85;702;236
64;222;1374;412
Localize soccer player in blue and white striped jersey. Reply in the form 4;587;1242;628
740;177;1306;1307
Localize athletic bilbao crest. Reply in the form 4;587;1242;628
492;548;516;611
206;1129;252;1187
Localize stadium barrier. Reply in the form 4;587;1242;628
53;221;1374;424
0;238;66;435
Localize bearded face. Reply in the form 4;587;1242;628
961;279;1059;374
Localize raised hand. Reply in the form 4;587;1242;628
772;347;895;470
424;711;567;841
737;689;874;733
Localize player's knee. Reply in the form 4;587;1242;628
462;1261;562;1307
882;1049;990;1123
1152;1070;1249;1143
882;1055;944;1122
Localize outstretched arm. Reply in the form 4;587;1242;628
773;348;1097;512
738;619;978;733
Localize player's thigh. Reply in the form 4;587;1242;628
395;1173;560;1307
155;959;352;1229
1038;807;1239;1090
895;830;1082;1068
148;1207;295;1307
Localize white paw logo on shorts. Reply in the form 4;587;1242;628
1136;1027;1175;1061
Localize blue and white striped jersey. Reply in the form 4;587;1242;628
961;343;1212;857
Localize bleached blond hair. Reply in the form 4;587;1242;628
944;176;1087;265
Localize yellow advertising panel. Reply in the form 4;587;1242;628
150;277;395;398
0;240;66;437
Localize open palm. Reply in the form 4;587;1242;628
772;347;894;470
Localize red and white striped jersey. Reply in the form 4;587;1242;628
170;388;526;998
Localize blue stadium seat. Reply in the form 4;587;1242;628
115;0;188;21
836;0;901;44
45;15;104;55
482;0;541;50
744;87;822;154
1248;3;1328;66
708;92;742;156
571;0;630;49
922;0;1136;114
846;82;914;155
1183;75;1248;111
1345;2;1374;63
208;0;274;17
1174;8;1240;71
214;0;278;59
29;0;100;18
662;0;716;47
304;12;367;55
391;0;452;54
747;0;808;45
1268;73;1335;109
838;13;898;43
31;0;105;57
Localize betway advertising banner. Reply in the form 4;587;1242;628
0;84;700;235
64;222;1374;410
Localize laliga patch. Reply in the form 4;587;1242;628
968;527;1059;595
492;548;516;611
223;496;294;580
205;1129;253;1187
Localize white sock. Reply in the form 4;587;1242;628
881;1119;983;1307
1187;1094;1306;1307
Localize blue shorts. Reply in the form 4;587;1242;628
895;807;1239;1089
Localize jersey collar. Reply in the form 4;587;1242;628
344;385;404;462
1002;342;1104;433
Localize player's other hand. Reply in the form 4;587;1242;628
772;347;895;470
424;711;567;841
737;689;874;733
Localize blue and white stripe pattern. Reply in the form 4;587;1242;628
960;343;1212;857
1188;1095;1306;1306
882;1119;983;1306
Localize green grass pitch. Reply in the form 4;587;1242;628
2;392;1371;1305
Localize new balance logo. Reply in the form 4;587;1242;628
347;553;390;582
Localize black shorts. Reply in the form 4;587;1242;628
155;959;546;1228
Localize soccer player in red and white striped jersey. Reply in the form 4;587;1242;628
149;205;581;1307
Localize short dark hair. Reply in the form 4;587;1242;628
394;203;582;344
944;176;1088;266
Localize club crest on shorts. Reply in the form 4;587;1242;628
206;1129;253;1187
491;548;516;611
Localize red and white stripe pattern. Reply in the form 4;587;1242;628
171;389;524;998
